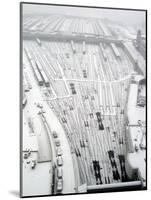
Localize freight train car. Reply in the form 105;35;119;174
24;47;32;61
40;70;50;87
99;43;107;61
34;68;43;86
110;43;120;58
36;38;42;46
35;60;50;87
22;89;27;108
82;41;86;54
71;40;76;54
30;60;44;86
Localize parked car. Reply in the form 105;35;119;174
55;139;60;147
57;167;63;179
24;149;31;159
31;160;36;169
37;103;43;108
24;153;28;159
57;156;63;166
57;148;62;156
52;131;58;138
57;179;63;192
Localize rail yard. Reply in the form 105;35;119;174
21;8;146;197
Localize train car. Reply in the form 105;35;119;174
35;60;43;71
98;20;110;36
82;41;86;54
24;47;32;61
35;60;50;87
36;38;42;46
40;70;50;87
30;59;37;71
71;40;76;54
123;42;138;65
22;90;27;108
28;59;43;86
34;68;43;86
24;72;32;89
110;43;120;58
99;43;107;61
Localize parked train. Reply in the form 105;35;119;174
24;47;50;87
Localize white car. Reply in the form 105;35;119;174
57;179;63;192
57;148;62;156
57;156;63;166
55;140;60;147
57;167;63;179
